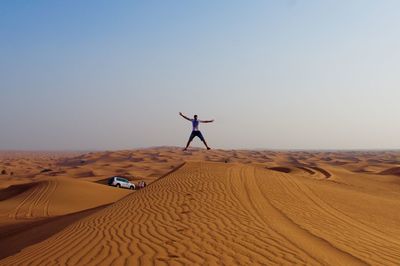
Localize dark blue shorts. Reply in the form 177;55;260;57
189;131;205;142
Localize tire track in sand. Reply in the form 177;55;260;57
253;166;400;265
9;179;58;219
230;165;364;265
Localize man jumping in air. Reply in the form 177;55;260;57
179;112;214;151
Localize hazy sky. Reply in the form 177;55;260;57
1;1;399;150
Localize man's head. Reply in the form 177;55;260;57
194;115;198;120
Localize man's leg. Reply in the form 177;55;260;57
184;139;192;151
198;132;211;150
202;139;211;150
184;132;195;151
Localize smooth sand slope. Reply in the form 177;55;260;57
2;161;400;265
0;177;132;219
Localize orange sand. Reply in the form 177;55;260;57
0;148;399;265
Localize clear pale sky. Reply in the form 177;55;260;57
1;1;399;150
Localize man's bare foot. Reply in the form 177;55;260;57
207;147;211;150
183;148;187;151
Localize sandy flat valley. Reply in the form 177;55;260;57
0;147;399;265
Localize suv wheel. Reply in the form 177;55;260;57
116;183;121;188
130;186;135;190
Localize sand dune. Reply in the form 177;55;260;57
0;204;105;260
308;166;332;178
0;173;132;261
1;161;400;265
380;166;400;176
0;177;132;220
0;148;399;265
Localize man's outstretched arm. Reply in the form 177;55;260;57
200;119;215;123
179;112;191;121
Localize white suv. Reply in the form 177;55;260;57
108;176;135;190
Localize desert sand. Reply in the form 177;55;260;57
0;147;399;265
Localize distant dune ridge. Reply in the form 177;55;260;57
0;147;399;265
